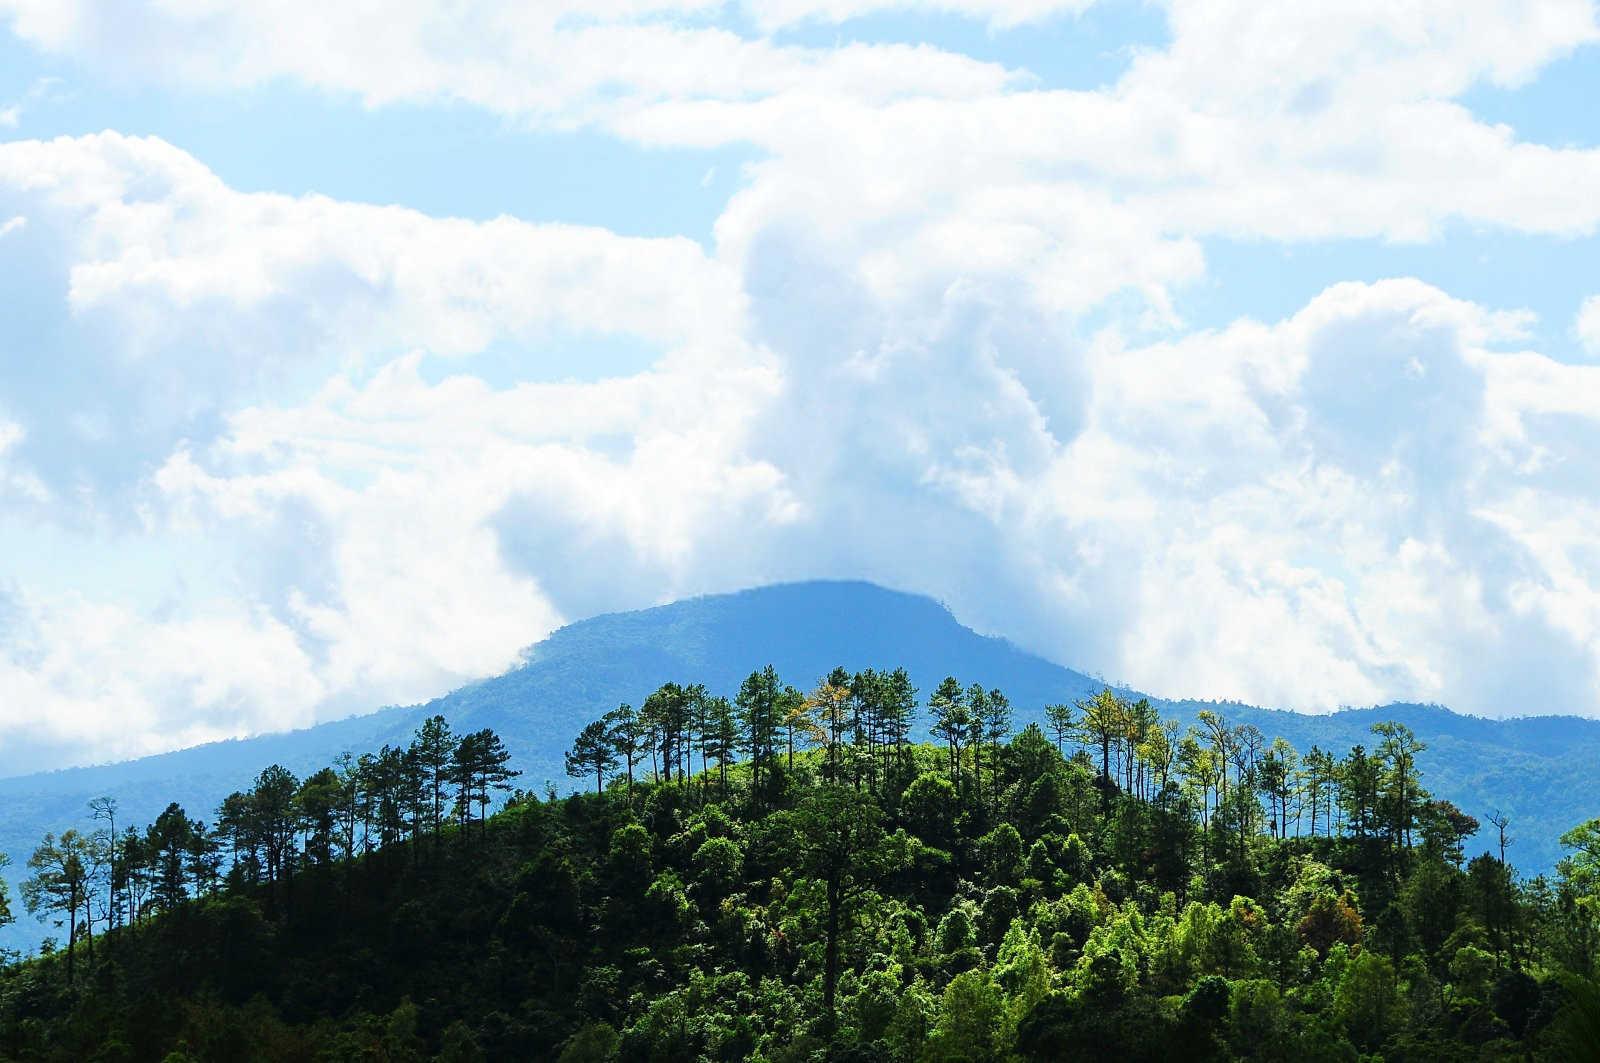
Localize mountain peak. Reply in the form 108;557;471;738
4;576;1600;958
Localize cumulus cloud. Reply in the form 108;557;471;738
151;351;796;707
0;132;751;515
1044;280;1600;712
141;267;1600;724
0;587;325;772
0;134;789;769
2;5;1600;771
9;0;1599;252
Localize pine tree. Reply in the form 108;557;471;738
1044;703;1074;755
566;718;620;795
929;676;967;788
23;830;91;985
604;703;645;794
413;715;460;836
737;666;784;805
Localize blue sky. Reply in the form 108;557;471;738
1;0;1599;773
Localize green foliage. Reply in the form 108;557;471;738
0;674;1594;1061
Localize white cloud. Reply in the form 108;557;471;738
0;133;744;359
9;0;1597;253
0;134;797;770
0;587;325;769
1578;295;1600;357
0;132;754;519
745;0;1100;31
138;270;1600;723
1040;280;1573;709
0;1;1017;125
2;7;1600;771
133;349;800;758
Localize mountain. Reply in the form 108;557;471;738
2;580;1598;953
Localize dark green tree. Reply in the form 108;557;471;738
767;785;912;1037
929;677;967;788
23;830;91;984
566;718;621;796
413;715;460;836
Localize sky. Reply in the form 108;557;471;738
1;1;1599;775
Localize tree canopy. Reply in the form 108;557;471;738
1;671;1597;1061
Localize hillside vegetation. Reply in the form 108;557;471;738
2;664;1599;1061
5;580;1600;963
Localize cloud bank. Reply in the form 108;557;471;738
1;1;1599;771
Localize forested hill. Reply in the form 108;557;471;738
4;706;1600;1059
2;581;1599;954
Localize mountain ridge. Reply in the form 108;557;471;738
2;579;1596;952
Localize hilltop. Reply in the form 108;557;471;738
2;580;1597;953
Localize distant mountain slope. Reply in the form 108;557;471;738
2;580;1597;952
1210;700;1600;875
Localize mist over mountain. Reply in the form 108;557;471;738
3;580;1596;953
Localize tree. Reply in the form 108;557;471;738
1193;710;1235;807
333;752;364;861
645;682;698;784
1043;703;1074;755
880;667;917;774
604;703;645;794
1372;721;1426;855
23;830;91;985
145;803;201;911
810;668;853;780
984;688;1012;787
1077;689;1125;808
413;715;459;837
0;854;12;936
927;968;1006;1061
768;785;912;1034
454;728;519;833
296;768;344;866
88;796;120;928
1300;746;1336;837
1340;745;1381;842
1122;698;1157;797
685;682;714;794
1333;950;1398;1051
736;666;785;804
566;718;620;796
966;684;991;804
782;683;824;771
1258;738;1297;839
1486;809;1514;867
1417;799;1477;868
252;765;301;908
187;821;222;895
117;826;151;921
702;696;740;794
850;668;885;791
929;677;967;788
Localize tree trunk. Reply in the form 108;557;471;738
83;898;94;971
67;888;78;987
824;877;842;1038
973;742;982;808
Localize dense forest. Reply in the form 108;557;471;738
1;665;1598;1060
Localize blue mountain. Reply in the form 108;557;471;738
2;580;1597;952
